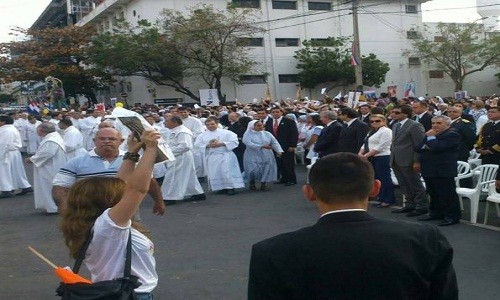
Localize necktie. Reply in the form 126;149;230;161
415;115;420;122
273;119;279;136
394;122;402;136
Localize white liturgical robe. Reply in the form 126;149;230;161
194;128;244;191
30;132;67;213
0;124;31;192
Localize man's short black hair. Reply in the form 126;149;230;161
59;118;73;127
309;153;374;203
0;114;14;124
339;107;359;119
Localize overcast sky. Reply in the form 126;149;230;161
0;0;485;43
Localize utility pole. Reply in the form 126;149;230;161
352;0;363;89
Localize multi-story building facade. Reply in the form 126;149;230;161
32;0;497;104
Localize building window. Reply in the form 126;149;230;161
406;30;418;39
405;5;418;14
236;38;264;47
232;0;260;8
408;57;420;65
239;75;267;84
278;74;299;83
276;38;300;47
429;70;444;78
272;1;297;10
308;2;332;11
434;36;445;42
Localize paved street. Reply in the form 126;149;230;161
1;165;500;299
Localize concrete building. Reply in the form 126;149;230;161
33;0;498;104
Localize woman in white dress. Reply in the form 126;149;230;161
242;120;283;191
302;114;323;164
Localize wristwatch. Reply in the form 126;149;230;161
123;152;140;162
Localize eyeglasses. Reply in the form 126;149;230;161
370;120;383;123
97;137;120;141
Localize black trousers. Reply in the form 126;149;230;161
276;151;296;184
424;177;461;221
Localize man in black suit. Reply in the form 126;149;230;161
358;104;371;124
313;110;343;157
248;153;458;299
475;106;500;166
411;100;432;131
448;106;476;162
265;106;299;186
337;107;369;153
416;116;462;226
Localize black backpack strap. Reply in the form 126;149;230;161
123;229;132;277
72;227;94;274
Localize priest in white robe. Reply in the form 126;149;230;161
242;120;283;191
194;116;244;195
25;115;42;155
179;107;206;179
0;115;32;198
79;110;102;150
160;116;205;204
58;118;87;159
27;122;67;213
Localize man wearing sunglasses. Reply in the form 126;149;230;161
390;105;428;217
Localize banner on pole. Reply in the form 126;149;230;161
199;89;220;106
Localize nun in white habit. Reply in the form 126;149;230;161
242;120;283;191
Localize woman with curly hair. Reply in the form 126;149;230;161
60;130;160;300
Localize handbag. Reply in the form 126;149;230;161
56;228;141;300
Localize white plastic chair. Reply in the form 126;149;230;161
456;164;498;223
468;150;482;170
483;183;500;225
306;157;318;184
455;161;471;210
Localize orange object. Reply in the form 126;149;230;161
28;246;92;284
55;267;92;284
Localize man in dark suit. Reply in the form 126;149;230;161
411;100;432;131
313;110;343;158
390;105;429;217
337;107;369;153
475;106;500;166
248;153;458;299
416;116;462;226
448;106;476;162
265;106;299;186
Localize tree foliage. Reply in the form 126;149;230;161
407;22;500;91
0;25;104;100
294;37;389;90
86;5;263;103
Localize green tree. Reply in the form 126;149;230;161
406;22;500;91
86;5;262;103
0;26;105;102
294;37;389;90
496;72;500;88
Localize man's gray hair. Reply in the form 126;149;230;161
431;115;452;125
169;115;183;125
37;122;56;133
320;110;337;121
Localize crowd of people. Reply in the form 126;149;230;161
0;92;498;297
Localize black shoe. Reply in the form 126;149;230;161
438;219;460;226
17;187;34;195
376;203;392;208
274;181;285;185
226;189;236;195
284;182;296;186
189;193;206;201
418;214;443;221
392;207;414;213
164;200;180;205
371;202;381;207
406;210;428;217
0;191;14;198
260;183;270;191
